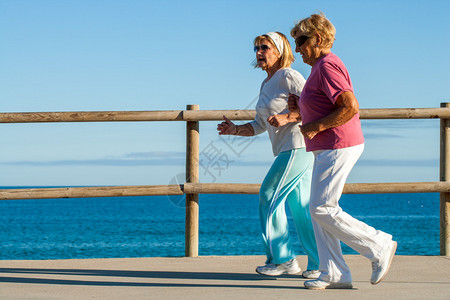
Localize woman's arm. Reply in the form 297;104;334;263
268;93;303;127
300;91;359;140
217;116;255;136
288;93;300;113
267;111;302;127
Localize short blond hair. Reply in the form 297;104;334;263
253;32;295;69
291;12;336;49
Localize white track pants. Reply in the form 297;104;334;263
310;144;393;283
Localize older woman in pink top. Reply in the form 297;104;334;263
289;13;397;290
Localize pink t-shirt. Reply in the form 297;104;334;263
299;53;364;151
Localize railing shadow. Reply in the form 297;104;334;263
0;267;309;289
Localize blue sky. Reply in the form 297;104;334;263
1;0;449;186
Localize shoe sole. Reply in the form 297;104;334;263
305;283;353;290
302;273;321;279
255;268;301;276
371;241;397;285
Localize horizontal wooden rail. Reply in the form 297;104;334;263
359;108;450;119
2;108;450;123
343;182;450;194
183;110;256;121
0;110;256;123
0;185;183;200
183;182;450;194
1;181;449;200
0;111;184;123
183;183;261;194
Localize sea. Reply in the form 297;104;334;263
0;191;440;260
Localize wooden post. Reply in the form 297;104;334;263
185;105;199;257
440;102;450;256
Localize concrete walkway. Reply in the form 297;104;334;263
0;255;449;299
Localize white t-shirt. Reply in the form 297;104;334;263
249;68;306;156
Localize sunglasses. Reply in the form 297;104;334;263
254;44;270;52
295;35;310;48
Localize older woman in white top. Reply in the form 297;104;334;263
217;32;319;278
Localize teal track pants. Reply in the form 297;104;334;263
259;148;319;270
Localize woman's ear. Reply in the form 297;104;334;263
315;32;323;47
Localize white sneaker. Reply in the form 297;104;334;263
256;258;301;276
302;270;321;279
371;240;397;285
304;279;353;290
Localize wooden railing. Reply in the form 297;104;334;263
1;104;449;257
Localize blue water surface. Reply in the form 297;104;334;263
0;192;439;260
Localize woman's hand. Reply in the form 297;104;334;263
267;114;289;127
268;111;302;128
217;115;238;135
288;93;300;112
300;122;320;140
